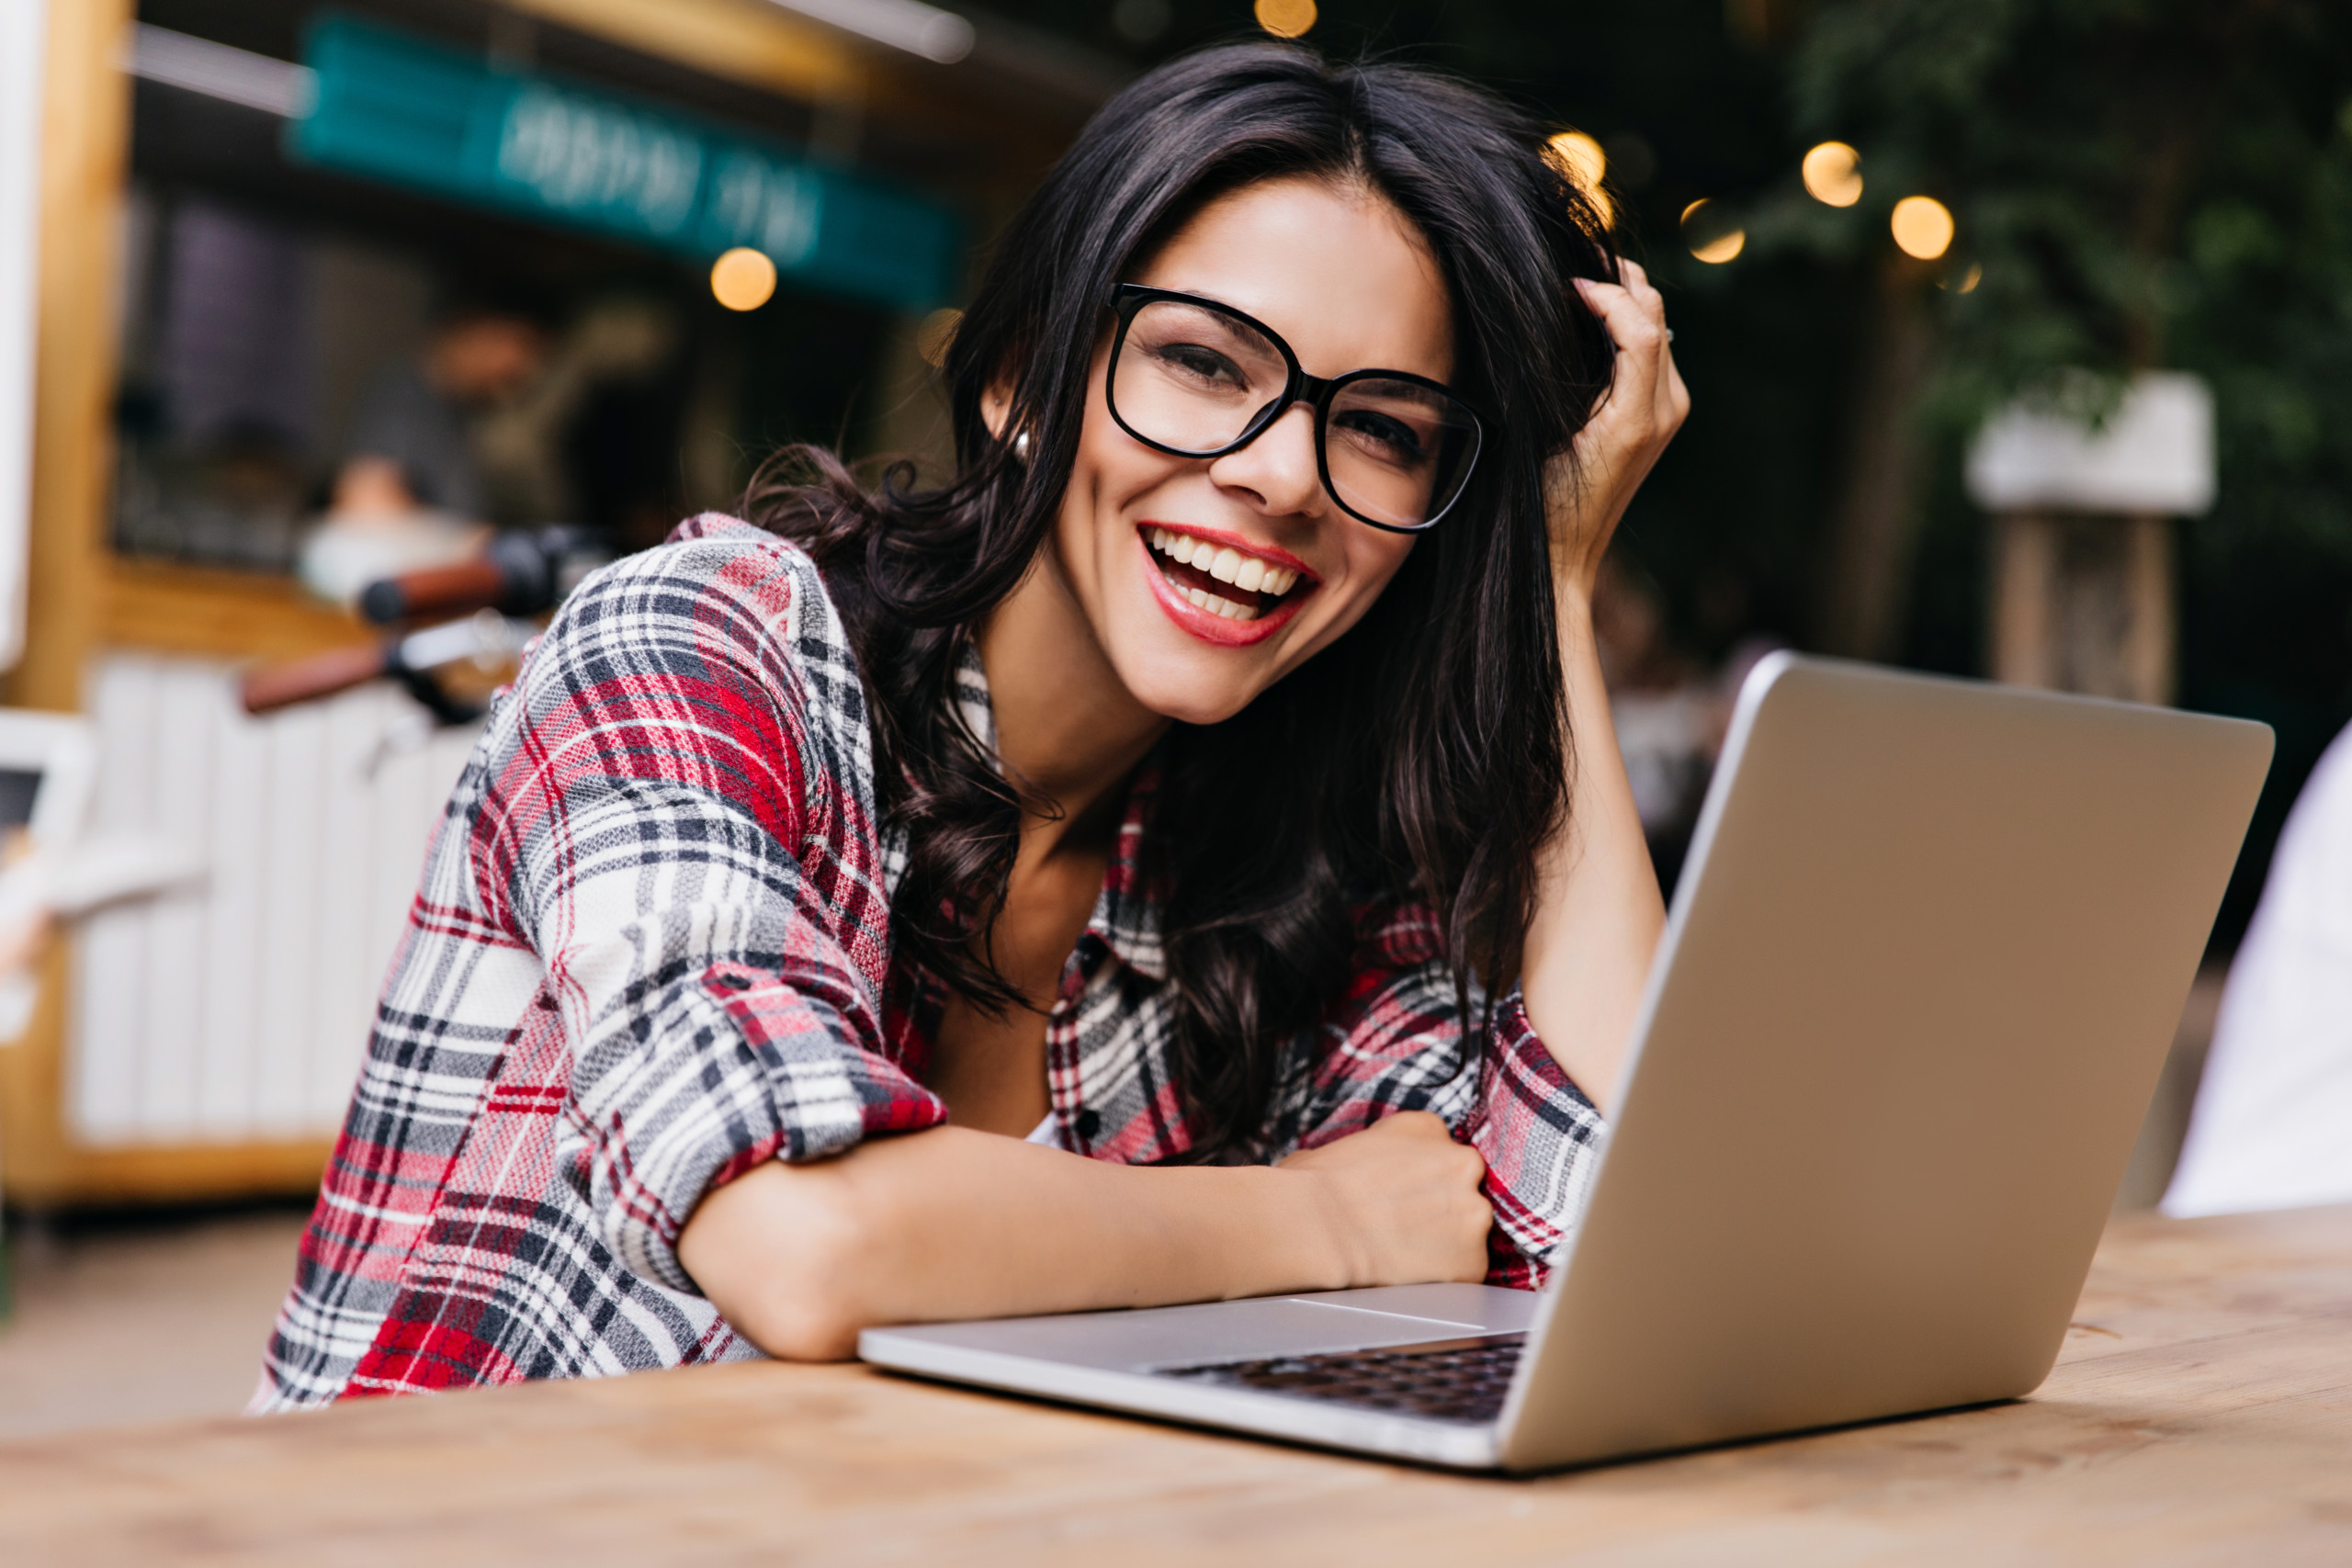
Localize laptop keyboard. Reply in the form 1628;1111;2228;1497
1156;1333;1525;1426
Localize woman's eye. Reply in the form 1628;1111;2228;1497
1334;409;1429;465
1153;342;1247;389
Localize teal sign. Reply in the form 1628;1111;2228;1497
289;15;958;310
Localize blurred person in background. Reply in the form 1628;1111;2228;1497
255;43;1687;1405
1589;558;1789;893
302;291;675;604
300;291;547;602
332;293;549;524
1591;557;1709;886
2165;718;2352;1216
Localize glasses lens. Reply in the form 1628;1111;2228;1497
1111;299;1290;455
1325;378;1482;529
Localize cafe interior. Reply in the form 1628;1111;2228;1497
4;0;1110;1219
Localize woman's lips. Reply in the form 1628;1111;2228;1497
1136;525;1313;647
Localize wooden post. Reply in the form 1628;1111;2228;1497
1992;512;2175;705
5;0;130;717
1970;373;2208;708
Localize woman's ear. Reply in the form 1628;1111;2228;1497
980;381;1014;442
981;381;1031;463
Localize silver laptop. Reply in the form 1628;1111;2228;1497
860;655;2272;1472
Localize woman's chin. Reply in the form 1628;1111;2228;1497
1124;664;1262;728
1099;570;1309;724
1102;630;1268;727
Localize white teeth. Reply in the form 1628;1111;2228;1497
1147;529;1304;604
1185;586;1208;609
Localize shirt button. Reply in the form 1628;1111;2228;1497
715;973;753;991
1074;1109;1102;1140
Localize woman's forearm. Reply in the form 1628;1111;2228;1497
683;1129;1331;1359
1518;587;1667;1117
683;1131;1331;1359
679;1110;1489;1359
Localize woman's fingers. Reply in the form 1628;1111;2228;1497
1577;276;1667;362
1544;268;1690;592
1572;276;1680;446
1281;1113;1491;1286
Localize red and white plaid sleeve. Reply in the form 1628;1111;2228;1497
1464;989;1604;1289
256;520;947;1407
485;522;948;1292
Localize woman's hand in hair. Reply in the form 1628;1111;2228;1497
1545;260;1690;600
1279;1111;1493;1287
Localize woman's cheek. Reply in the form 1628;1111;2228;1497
1306;539;1416;649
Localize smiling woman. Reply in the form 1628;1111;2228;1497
255;41;1687;1402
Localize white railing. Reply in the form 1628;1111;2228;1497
69;652;479;1145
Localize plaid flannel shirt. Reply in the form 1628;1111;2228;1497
254;516;1607;1409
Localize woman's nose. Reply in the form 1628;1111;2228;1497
1205;402;1326;519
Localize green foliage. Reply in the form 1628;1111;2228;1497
1755;0;2352;555
1758;0;2352;938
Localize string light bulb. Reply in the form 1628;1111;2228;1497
1546;130;1612;227
1891;196;1954;260
915;307;963;368
1681;198;1746;265
1253;0;1316;37
710;247;777;311
1802;141;1863;207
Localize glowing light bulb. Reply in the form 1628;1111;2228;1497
1802;141;1863;207
1692;231;1746;264
1254;0;1316;38
915;307;962;368
1546;130;1613;226
1548;130;1605;187
711;247;777;311
1680;198;1745;265
1891;196;1954;260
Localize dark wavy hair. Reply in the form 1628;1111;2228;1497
748;42;1620;1160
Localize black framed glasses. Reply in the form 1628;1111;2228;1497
1105;283;1486;533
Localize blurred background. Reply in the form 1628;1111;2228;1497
1;0;2347;1436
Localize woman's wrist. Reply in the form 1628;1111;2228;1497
1281;1165;1370;1291
1551;569;1596;622
1211;1164;1361;1296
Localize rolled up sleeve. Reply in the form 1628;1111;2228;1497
1464;988;1607;1289
482;533;944;1294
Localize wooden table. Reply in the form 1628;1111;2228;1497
6;1205;2352;1565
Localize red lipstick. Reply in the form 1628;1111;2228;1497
1135;525;1314;648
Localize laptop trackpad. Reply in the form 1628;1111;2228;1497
879;1284;1538;1371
